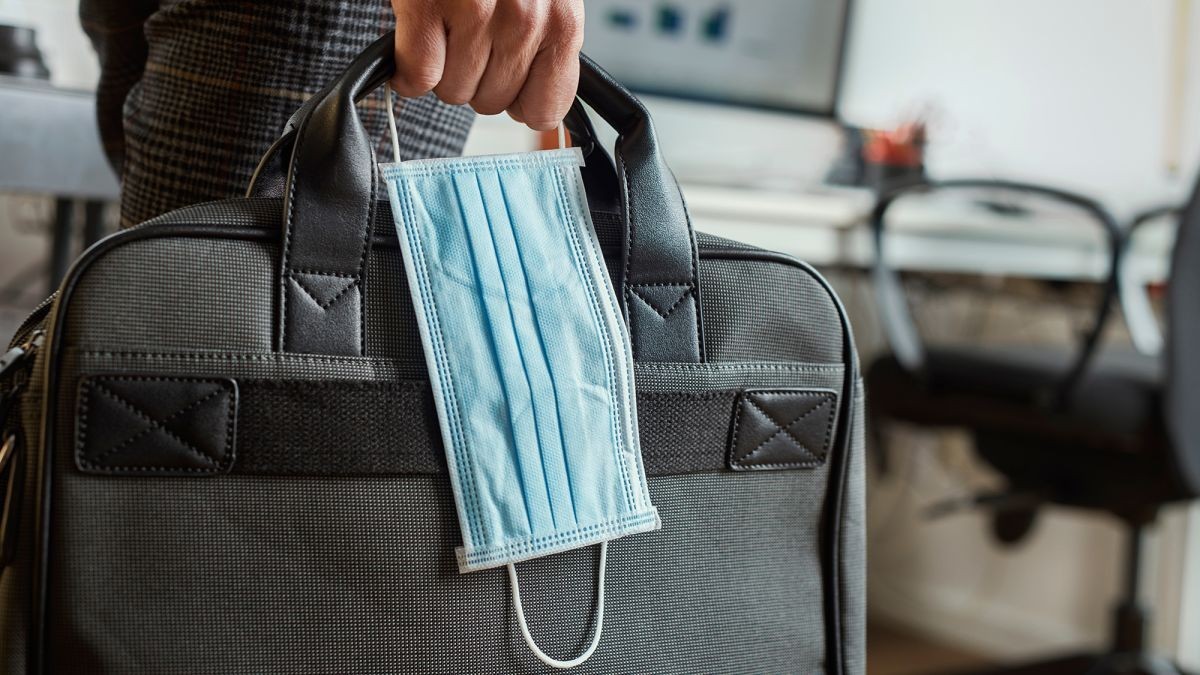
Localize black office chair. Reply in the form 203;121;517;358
866;178;1198;675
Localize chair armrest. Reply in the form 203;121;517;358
1119;205;1181;356
869;179;1123;405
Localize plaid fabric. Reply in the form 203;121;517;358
80;0;475;228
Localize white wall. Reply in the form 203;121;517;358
839;0;1200;217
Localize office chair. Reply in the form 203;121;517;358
866;178;1198;675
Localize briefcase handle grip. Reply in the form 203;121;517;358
260;31;704;362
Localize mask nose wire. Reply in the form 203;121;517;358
384;86;568;164
507;541;608;670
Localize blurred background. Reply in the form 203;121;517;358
2;0;1198;672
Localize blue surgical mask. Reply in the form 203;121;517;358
381;103;659;669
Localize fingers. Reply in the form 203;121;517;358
391;2;445;97
510;7;582;130
470;3;543;115
390;0;585;129
434;3;493;105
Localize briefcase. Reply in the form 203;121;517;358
0;33;864;673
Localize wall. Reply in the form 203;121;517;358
839;0;1200;217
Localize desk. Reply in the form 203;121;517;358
684;183;1172;285
0;76;119;285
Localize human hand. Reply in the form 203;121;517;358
390;0;585;130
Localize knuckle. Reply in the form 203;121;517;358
550;1;584;45
503;0;544;33
460;0;496;25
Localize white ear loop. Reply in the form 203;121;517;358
385;86;402;163
506;541;607;669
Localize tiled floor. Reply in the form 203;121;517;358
869;622;990;675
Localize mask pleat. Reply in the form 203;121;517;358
476;169;583;531
417;173;535;541
504;166;624;524
451;171;559;537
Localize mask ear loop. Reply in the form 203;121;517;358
507;541;607;669
385;86;403;163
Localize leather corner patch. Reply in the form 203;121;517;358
76;376;237;476
729;389;838;471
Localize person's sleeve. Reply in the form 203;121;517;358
78;0;159;176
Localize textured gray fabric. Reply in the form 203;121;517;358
66;350;429;382
363;246;424;361
47;470;826;673
66;352;845;400
66;237;276;352
634;362;845;393
699;258;844;363
841;379;867;674
105;203;844;369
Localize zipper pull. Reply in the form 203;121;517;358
0;330;44;384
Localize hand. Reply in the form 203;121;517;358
390;0;585;131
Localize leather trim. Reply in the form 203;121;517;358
729;389;838;471
75;375;237;476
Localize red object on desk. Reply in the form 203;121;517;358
863;122;925;167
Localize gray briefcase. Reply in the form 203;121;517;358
0;33;864;673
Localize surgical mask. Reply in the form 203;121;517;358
380;96;659;669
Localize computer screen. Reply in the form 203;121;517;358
582;1;851;116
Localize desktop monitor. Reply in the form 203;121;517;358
581;0;851;116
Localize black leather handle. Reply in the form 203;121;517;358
271;31;703;361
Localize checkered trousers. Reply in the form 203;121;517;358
80;0;476;228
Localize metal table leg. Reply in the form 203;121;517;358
49;197;74;288
83;200;107;247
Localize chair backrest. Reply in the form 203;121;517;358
1165;175;1200;497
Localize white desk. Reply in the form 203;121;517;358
684;183;1172;285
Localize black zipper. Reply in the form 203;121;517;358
6;292;55;352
